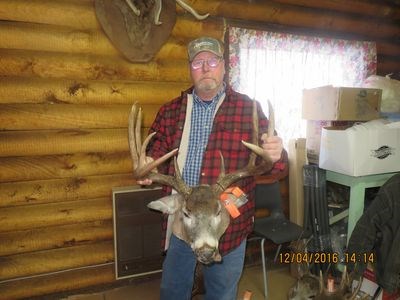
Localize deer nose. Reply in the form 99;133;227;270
195;246;218;264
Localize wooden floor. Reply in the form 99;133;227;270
62;264;296;300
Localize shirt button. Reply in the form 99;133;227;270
201;172;205;176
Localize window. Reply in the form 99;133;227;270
228;27;377;148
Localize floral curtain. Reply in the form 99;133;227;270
228;27;377;147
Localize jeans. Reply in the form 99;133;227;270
160;234;247;300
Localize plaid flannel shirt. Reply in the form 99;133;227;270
147;84;288;256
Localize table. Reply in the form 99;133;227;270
325;171;397;242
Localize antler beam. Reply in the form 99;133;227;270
213;100;275;194
128;104;191;195
152;0;209;25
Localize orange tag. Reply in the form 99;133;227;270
220;193;241;218
243;290;252;300
224;187;244;198
231;186;244;198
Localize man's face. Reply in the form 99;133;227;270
190;51;225;96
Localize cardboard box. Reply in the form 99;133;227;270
302;86;381;121
319;120;400;176
306;120;355;165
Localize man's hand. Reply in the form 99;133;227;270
261;133;283;163
136;156;154;185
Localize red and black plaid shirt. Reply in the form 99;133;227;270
147;84;288;255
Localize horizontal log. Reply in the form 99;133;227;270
0;104;160;130
0;21;193;60
270;0;400;20
0;240;114;281
0;0;98;30
376;61;400;76
0;198;112;233
0;20;119;56
0;129;131;158
0;49;190;82
0;152;132;182
172;15;223;40
0;263;115;300
377;57;400;76
0;174;136;207
0;76;190;105
184;0;399;40
0;220;113;256
376;41;400;58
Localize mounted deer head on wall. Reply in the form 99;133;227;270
128;101;275;264
95;0;209;62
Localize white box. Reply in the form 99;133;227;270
306;120;355;164
319;120;400;176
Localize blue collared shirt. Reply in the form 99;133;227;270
182;86;226;186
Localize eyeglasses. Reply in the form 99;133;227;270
190;57;222;70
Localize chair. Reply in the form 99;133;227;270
250;180;308;299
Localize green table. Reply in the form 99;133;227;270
326;170;397;243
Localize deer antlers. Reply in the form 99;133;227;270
212;100;274;194
124;0;209;25
128;104;191;195
315;266;366;300
128;100;274;196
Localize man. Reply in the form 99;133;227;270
138;36;287;300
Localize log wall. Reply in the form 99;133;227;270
0;0;398;298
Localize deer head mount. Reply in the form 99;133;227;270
289;265;367;300
288;239;367;300
128;101;275;264
95;0;209;62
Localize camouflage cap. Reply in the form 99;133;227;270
187;37;224;61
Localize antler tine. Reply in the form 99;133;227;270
135;105;142;156
128;104;140;172
339;265;348;291
213;100;274;193
125;0;140;16
347;276;363;300
154;0;162;25
128;104;193;195
128;104;178;178
173;157;192;195
267;100;275;137
176;0;210;20
345;266;365;300
242;99;274;162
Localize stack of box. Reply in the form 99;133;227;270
301;85;400;177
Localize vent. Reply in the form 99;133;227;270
112;186;164;280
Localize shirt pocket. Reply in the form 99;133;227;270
216;121;253;152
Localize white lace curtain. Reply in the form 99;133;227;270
228;27;377;148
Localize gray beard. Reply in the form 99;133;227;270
197;80;218;92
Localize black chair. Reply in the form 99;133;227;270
250;181;308;299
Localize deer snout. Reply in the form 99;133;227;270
195;245;220;264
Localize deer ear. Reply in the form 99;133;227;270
147;194;183;214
